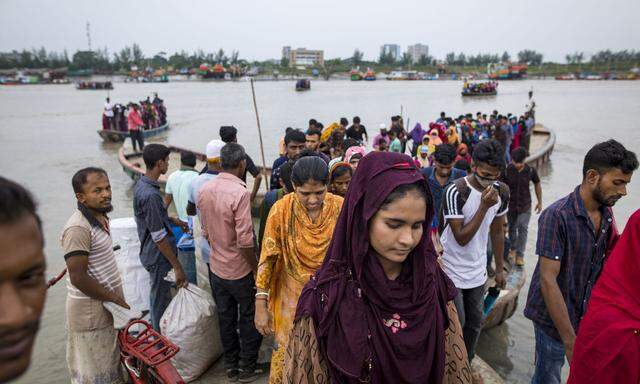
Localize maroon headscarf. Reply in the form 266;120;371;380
295;152;457;383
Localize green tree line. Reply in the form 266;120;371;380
1;45;638;71
0;44;245;71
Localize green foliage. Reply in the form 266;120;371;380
517;49;544;66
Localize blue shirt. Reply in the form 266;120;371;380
187;170;219;262
270;156;288;190
133;176;176;268
421;167;467;228
524;186;615;341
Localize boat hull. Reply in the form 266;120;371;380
97;122;170;142
461;91;497;97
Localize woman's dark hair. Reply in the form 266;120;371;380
292;156;329;186
72;167;108;194
511;147;528;163
472;139;504;168
433;144;456;165
143;144;171;169
330;164;353;183
381;181;429;209
0;176;42;237
340;117;348;126
582;139;638;177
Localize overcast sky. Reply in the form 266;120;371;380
2;0;639;62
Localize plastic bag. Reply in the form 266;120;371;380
111;217;151;312
159;283;222;382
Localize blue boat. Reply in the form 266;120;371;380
97;122;170;142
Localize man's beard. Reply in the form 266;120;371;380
593;184;621;207
93;204;114;213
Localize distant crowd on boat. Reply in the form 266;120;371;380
76;80;114;90
102;93;167;132
462;80;498;94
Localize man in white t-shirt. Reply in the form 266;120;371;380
104;97;114;130
440;139;509;362
186;139;225;266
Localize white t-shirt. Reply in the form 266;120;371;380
104;102;114;117
440;177;508;289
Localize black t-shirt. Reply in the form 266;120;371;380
346;125;367;142
501;164;540;214
243;154;260;182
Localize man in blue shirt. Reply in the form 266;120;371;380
524;140;637;384
133;144;188;330
269;129;305;190
421;144;466;233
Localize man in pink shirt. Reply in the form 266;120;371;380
197;143;262;382
127;104;145;152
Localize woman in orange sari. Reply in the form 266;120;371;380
255;155;344;383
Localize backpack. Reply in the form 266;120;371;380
437;176;510;235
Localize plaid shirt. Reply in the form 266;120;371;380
524;186;615;341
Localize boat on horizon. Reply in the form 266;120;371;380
386;70;419;80
363;68;376;81
76;81;114;90
350;69;363;81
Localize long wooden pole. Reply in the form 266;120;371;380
250;78;269;191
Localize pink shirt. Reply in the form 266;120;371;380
127;109;143;131
197;172;254;280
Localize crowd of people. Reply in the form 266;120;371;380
1;108;639;384
462;81;498;94
102;93;167;150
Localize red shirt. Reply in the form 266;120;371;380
127;109;143;131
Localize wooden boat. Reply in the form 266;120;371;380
350;69;363;81
76;81;114;90
462;90;497;97
363;69;376;81
480;124;555;331
555;73;576;80
97;122;170;142
295;79;310;91
118;145;271;207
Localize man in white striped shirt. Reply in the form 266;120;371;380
61;167;127;384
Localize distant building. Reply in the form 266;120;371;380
407;44;429;64
282;46;291;61
282;47;324;67
380;44;401;61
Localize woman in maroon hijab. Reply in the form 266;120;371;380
568;209;640;384
284;152;470;383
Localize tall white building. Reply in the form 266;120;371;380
380;44;401;61
407;44;429;64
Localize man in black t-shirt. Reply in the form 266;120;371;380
500;147;542;266
346;116;368;144
220;126;263;203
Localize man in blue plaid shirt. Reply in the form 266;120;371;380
524;140;637;384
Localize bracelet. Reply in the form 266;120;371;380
255;292;269;298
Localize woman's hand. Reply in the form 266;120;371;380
254;299;273;336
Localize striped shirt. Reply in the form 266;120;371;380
440;178;509;288
61;209;122;300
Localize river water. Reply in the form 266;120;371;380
1;79;638;383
